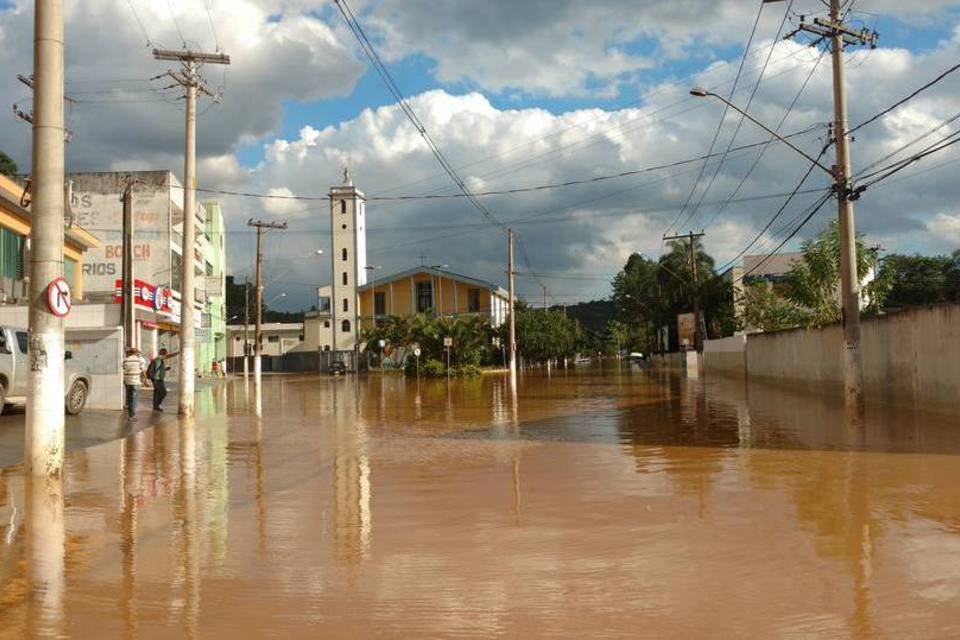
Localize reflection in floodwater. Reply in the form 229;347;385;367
0;367;958;636
25;474;65;638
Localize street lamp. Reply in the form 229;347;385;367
689;87;833;176
365;264;383;328
430;263;448;316
691;80;866;426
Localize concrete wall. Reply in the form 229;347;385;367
703;334;747;377
741;304;960;412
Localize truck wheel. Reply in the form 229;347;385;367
65;380;88;415
0;383;5;414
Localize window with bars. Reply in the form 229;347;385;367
416;281;433;313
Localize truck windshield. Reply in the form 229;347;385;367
16;332;27;354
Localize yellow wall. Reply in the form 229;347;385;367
0;174;92;299
358;273;496;328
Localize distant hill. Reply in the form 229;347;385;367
554;299;613;340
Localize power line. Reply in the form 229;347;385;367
124;0;153;47
849;60;960;135
664;0;767;239
703;36;826;231
683;0;795;233
333;0;505;232
164;123;825;203
166;0;188;49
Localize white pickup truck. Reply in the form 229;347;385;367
0;326;91;415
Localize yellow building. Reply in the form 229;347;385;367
356;266;510;329
0;173;100;301
303;266;510;354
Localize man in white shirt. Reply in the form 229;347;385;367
122;347;145;420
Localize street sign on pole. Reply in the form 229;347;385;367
46;277;71;318
443;337;453;347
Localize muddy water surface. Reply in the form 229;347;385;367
1;366;959;638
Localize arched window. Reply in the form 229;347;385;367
341;320;351;333
342;271;348;285
323;345;330;351
342;298;349;312
341;247;348;261
340;200;346;214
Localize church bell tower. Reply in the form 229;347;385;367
329;167;367;354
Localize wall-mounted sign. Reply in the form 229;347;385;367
114;278;172;315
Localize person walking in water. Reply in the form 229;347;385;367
147;347;179;411
122;347;145;420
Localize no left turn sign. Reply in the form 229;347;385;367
47;277;72;318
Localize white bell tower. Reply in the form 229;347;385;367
329;166;367;354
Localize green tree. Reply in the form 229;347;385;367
742;220;887;330
0;150;17;178
876;253;954;307
507;301;584;364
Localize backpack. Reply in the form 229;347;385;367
146;358;160;380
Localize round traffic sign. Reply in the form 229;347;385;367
413;347;421;357
47;277;72;318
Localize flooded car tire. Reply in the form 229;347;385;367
65;380;88;415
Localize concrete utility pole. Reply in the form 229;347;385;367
542;284;548;310
248;219;287;386
664;231;706;353
507;229;517;380
153;47;230;416
787;0;877;427
243;277;250;379
121;180;136;350
26;0;67;477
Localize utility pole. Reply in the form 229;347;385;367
542;284;548;310
153;47;230;416
121;180;136;350
248;219;287;386
785;0;877;428
242;277;250;379
507;229;516;380
664;231;705;353
26;0;66;477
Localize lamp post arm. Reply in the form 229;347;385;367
698;90;833;176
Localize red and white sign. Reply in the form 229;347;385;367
47;277;72;317
114;278;172;314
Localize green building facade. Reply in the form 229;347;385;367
197;200;227;376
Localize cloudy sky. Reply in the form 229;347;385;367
2;0;960;309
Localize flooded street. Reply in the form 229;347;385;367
1;366;959;638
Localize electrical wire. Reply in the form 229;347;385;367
663;0;767;239
703;41;826;231
333;0;505;231
849;60;960;135
683;0;795;233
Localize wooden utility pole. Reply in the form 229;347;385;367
248;219;287;387
153;48;230;415
26;0;67;476
507;229;517;381
784;0;878;429
121;180;136;350
664;231;706;352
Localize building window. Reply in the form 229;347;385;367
323;320;330;328
0;228;25;280
342;248;348;261
416;281;433;313
342;271;348;286
64;259;77;296
342;298;349;312
318;296;331;313
341;320;351;333
374;291;386;316
468;288;481;313
340;200;346;214
267;335;280;343
324;345;330;351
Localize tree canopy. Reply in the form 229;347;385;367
0;150;17;178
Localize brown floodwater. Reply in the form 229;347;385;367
1;365;959;638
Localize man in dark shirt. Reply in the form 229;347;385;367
147;347;179;411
